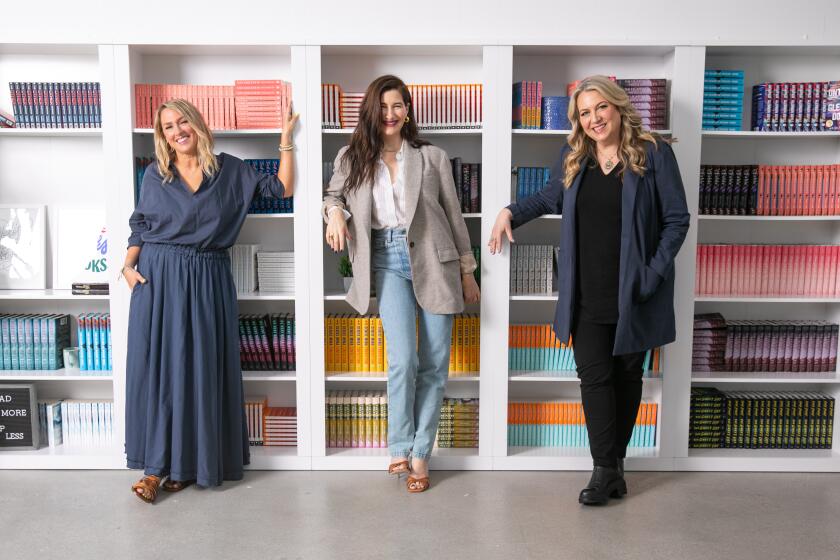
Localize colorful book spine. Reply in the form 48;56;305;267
0;314;72;371
53;400;114;447
238;314;296;371
508;401;658;448
449;158;482;213
325;314;478;375
510;244;555;295
750;81;837;132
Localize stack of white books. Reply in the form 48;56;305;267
257;251;295;294
229;244;259;294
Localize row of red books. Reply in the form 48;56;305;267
321;83;483;130
696;244;840;297
134;80;291;130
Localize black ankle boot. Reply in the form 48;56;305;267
578;466;627;505
616;458;624;478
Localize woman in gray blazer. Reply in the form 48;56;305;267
323;75;480;493
490;75;690;505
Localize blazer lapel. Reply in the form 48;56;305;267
403;144;422;228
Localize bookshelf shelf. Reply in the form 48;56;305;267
462;213;481;218
0;289;109;301
0;370;113;381
314;446;489;470
691;372;840;383
702;131;840;138
0;128;103;137
509;371;663;382
677;449;840;472
247;446;309;470
241;371;296;381
245;213;295;219
0;445;123;470
133;128;283;137
237;291;295;301
510;293;558;301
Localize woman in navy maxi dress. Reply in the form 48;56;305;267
123;99;298;501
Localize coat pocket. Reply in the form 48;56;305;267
635;265;664;303
437;247;460;263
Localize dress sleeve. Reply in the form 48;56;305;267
240;157;285;200
127;166;155;248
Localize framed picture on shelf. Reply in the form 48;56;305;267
0;204;46;289
53;207;109;290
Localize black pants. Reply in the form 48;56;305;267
572;317;646;468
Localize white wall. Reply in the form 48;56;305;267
3;0;837;46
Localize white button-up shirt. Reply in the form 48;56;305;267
370;140;406;230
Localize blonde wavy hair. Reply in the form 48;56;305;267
564;75;661;188
153;98;218;183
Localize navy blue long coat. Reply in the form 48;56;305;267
509;139;690;355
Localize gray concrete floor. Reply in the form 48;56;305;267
1;470;839;560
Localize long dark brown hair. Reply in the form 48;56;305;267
340;74;429;193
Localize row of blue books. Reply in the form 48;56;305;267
515;166;551;201
8;82;101;128
244;159;294;214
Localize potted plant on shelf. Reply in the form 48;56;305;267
339;254;353;293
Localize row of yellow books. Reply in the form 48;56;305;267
324;314;480;374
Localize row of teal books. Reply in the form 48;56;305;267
77;313;111;372
0;314;71;371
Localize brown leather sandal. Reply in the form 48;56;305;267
406;474;430;493
131;475;161;503
388;459;410;477
162;478;195;492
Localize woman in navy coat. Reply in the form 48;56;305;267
490;75;689;505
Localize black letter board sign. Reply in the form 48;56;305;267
0;384;39;449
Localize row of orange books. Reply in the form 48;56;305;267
324;314;480;374
696;244;840;297
755;164;840;216
134;80;291;130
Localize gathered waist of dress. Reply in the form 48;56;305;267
142;242;230;260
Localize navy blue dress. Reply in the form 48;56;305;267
126;153;284;487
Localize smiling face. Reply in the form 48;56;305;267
380;88;408;141
576;89;622;146
160;108;198;156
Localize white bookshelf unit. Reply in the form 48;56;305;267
1;42;838;473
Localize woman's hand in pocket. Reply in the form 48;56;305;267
124;266;147;290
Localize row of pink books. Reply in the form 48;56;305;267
321;83;483;130
754;164;840;215
696;244;840;297
134;80;291;130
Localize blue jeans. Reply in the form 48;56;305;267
372;228;454;459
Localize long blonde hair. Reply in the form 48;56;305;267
564;75;661;188
153;98;218;183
